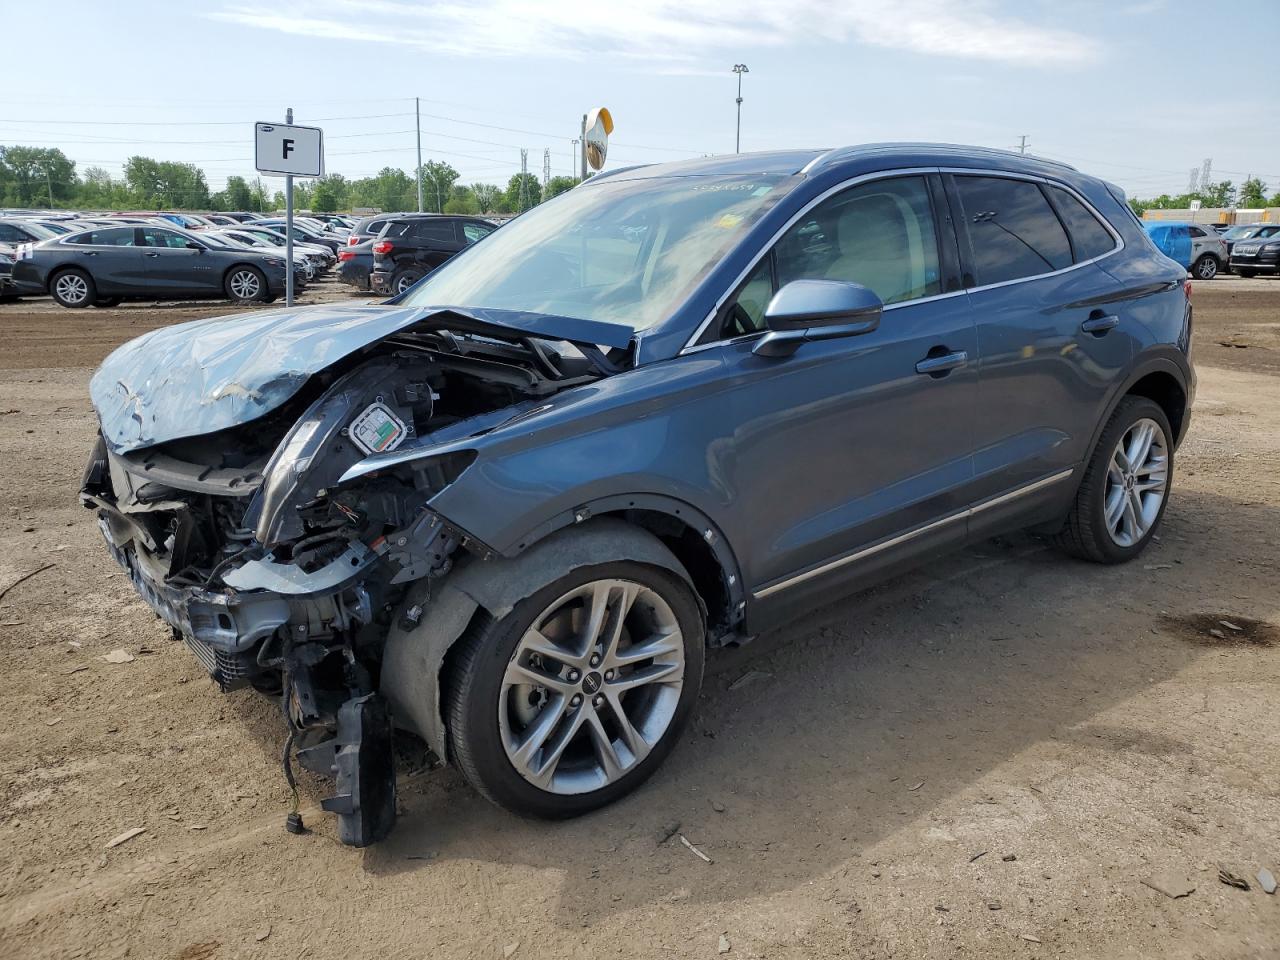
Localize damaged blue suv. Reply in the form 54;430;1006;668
83;144;1194;844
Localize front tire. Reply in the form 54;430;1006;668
50;268;95;308
224;266;269;303
446;558;704;819
1054;396;1173;563
1192;254;1219;280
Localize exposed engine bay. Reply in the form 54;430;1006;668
82;310;622;845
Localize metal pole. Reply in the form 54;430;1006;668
415;97;424;212
736;72;743;154
44;165;54;207
580;114;587;181
285;107;294;308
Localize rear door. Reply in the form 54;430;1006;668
408;218;463;272
59;227;139;292
950;173;1137;524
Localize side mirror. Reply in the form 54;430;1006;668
753;279;883;358
186;241;203;251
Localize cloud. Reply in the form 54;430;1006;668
208;0;1100;68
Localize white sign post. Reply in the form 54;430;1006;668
254;110;324;306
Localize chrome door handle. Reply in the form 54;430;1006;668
145;253;161;258
1081;314;1119;334
80;251;97;256
915;350;969;376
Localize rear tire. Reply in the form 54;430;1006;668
392;268;424;295
50;268;95;308
446;554;704;820
224;266;269;303
92;297;122;308
1053;396;1173;564
1192;254;1218;280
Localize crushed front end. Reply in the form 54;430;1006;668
82;312;616;845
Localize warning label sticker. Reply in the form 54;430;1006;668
349;402;408;455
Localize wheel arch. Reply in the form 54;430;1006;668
1084;353;1190;469
381;517;706;757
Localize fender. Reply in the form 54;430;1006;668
381;518;702;757
1081;347;1193;470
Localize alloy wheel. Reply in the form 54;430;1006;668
1103;417;1168;547
229;270;261;300
396;273;418;294
498;579;685;795
55;273;89;305
1196;257;1217;279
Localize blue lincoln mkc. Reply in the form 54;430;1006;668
82;143;1194;844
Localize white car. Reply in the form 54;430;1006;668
1185;223;1228;279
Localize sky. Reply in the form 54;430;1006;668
2;0;1278;200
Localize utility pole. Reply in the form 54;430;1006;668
1016;135;1029;155
580;115;587;180
733;64;749;154
543;148;551;190
415;96;424;212
519;149;529;212
284;106;294;308
43;165;54;207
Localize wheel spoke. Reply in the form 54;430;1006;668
1126;423;1153;473
601;692;651;764
503;659;575;696
584;709;624;781
1105;486;1126;531
609;660;682;692
598;582;638;664
527;706;589;788
580;581;613;655
607;630;682;669
509;693;569;771
519;627;585;671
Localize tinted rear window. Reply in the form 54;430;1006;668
954;176;1072;285
1046;186;1117;262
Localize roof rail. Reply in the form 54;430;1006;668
803;142;1078;176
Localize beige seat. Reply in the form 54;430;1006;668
823;194;917;303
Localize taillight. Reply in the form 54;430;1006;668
372;241;392;255
337;250;354;261
1184;278;1192;299
347;235;359;245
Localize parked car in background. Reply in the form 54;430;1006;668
0;244;16;301
203;230;311;285
81;145;1193;846
345;212;431;246
227;226;336;272
0;219;57;245
369;215;496;294
11;223;291;307
251;218;343;252
1229;230;1280;277
1143;221;1225;278
1222;223;1280;274
337;238;380;291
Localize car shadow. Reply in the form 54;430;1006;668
222;485;1270;924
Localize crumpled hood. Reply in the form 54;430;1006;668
90;302;634;454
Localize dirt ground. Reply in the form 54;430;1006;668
0;275;1277;960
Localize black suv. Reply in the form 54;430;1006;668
369;215;496;295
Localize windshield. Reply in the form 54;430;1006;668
400;174;792;331
1224;225;1260;239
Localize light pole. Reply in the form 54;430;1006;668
732;63;749;154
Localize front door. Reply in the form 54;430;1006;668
707;174;979;628
134;227;218;294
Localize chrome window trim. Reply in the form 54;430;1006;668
680;166;1125;354
751;468;1074;600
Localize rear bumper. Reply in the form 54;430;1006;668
369;270;393;295
338;258;371;289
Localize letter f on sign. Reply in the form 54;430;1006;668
283;139;295;160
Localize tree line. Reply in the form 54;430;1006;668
1128;177;1279;216
0;145;581;214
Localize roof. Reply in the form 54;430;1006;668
589;142;1080;184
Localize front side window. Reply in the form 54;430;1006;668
462;222;494;244
1187;226;1206;238
954;176;1072;285
776;176;941;305
140;228;193;249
